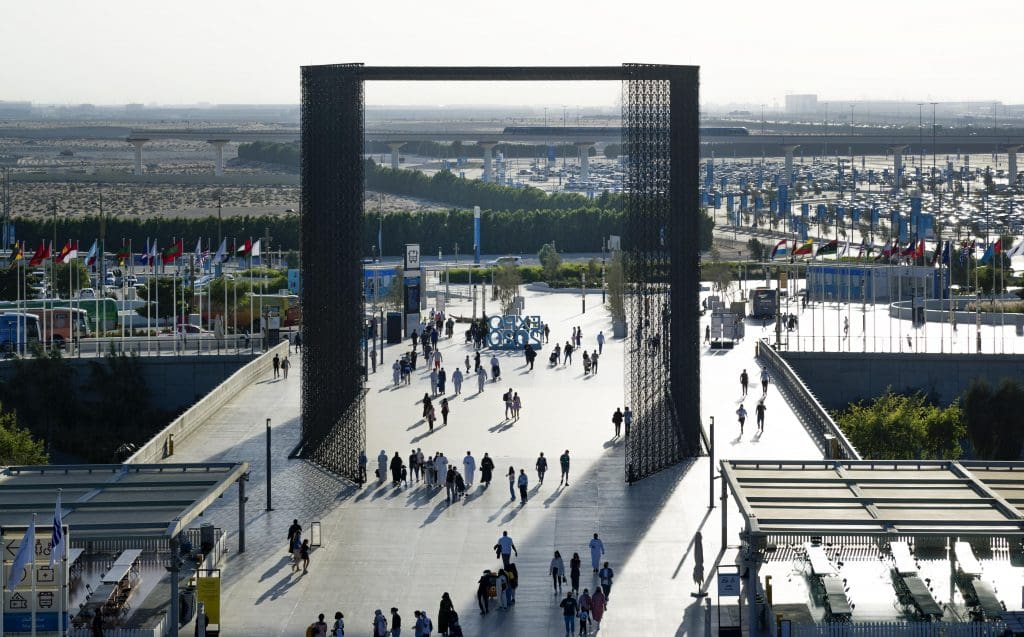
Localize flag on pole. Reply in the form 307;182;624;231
116;243;131;266
941;240;951;265
815;239;838;257
149;238;159;267
838;240;850;259
6;515;35;592
194;238;203;258
236;239;252;257
979;242;996;266
8;242;23;269
67;240;78;260
1006;238;1024;258
28;241;46;267
55;241;72;264
85;240;99;266
770;239;788;260
50;491;65;566
251;239;261;258
213;238;227;264
162;239;183;264
913;240;925;260
793;239;814;256
139;239;150;266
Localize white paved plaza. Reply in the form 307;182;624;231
164;286;827;636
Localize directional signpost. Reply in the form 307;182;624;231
2;526;70;635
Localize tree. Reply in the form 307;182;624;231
385;269;404;313
705;249;734;300
493;263;522;315
747;238;766;262
537;242;562;281
0;406;48;465
835;389;965;460
962;378;1024;459
50;261;90;299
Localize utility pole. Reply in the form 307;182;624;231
931;102;938;191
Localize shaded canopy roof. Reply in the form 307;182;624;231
0;463;248;540
722;460;1024;538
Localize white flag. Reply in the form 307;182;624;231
6;516;35;592
213;238;227;264
1006;238;1024;258
251;239;261;258
51;492;65;566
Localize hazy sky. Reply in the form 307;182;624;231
5;0;1024;107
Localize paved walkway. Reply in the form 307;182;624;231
164;286;822;636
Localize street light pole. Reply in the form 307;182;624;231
930;102;938;191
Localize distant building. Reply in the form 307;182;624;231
785;94;818;116
806;263;947;304
0;100;32;118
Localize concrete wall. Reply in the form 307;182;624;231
780;351;1024;409
127;339;289;464
0;353;257;412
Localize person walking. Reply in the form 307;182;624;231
480;453;494;487
445;467;457;504
596;330;605;354
511;392;522;420
760;367;769;395
451;368;463;395
740;368;749;397
377;450;388;484
430;368;439;396
564;341;574;365
413;611;431;637
611;408;623;438
392;360;401;387
590;587;606;629
437;593;454;637
503;388;513;419
559;592;578;637
311;614;329;637
494;531;517;569
289;530;302;572
495;570;509;611
576;326;583;348
422;393;433;419
410;449;420;483
591;351;599;374
476;366;487;393
435;452;448;487
473;350;481;372
433;349;443;371
281;356;291;379
372;610;388;637
623;406;633;437
755;399;766;433
464;354;470;373
390;452;403;485
438;368;447;395
705;324;711;344
476;570;493;615
427;405;437;431
736;403;747;435
517;469;528;504
588;534;605;573
550;551;566;593
272;353;280;378
440;398;450;426
300;539;310;574
578;590;592;636
490;354;501;381
332;611;345;637
598;562;615;600
535;452;548;484
389;608;401;637
569;552;582;595
358;451;368;484
507;466;516;501
559;449;571;486
463;451;476;487
287;519;302;555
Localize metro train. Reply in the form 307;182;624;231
501;126;750;137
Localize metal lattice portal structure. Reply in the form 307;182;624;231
300;65;699;483
623;65;701;482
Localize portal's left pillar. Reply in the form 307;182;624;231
208;139;229;176
128;137;149;175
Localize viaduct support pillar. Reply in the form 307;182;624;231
388;143;403;170
478;142;497;183
781;145;800;185
208;139;229;177
577;142;595;183
128;138;149;176
890;145;908;193
1007;145;1020;191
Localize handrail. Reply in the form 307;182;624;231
755;338;860;460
